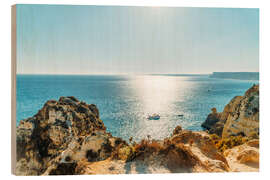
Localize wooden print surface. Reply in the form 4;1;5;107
12;4;259;175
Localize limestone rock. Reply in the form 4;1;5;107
222;85;259;138
224;139;259;172
201;108;224;136
16;97;106;175
202;84;259;138
170;130;229;172
76;130;229;174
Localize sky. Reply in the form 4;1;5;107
16;5;259;75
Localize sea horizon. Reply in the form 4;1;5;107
16;71;259;76
16;74;259;142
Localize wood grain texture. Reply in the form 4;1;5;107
11;4;17;175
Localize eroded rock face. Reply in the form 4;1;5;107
16;96;108;175
222;85;259;138
202;84;259;138
169;130;229;172
75;128;229;174
201;107;224;136
224;139;259;172
73;135;230;174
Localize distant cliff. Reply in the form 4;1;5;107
209;72;259;80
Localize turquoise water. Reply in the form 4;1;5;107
16;75;258;141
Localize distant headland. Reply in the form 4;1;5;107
210;72;259;80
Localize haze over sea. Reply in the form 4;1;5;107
17;74;258;141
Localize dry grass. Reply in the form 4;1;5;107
210;134;250;152
133;139;163;154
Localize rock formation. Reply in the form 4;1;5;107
202;84;259;138
63;128;230;174
16;96;128;175
224;139;259;172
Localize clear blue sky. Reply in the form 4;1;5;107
16;5;259;74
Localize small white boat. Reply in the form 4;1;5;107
147;114;160;120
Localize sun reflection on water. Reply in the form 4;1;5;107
129;75;191;141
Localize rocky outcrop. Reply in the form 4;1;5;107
202;84;259;138
222;85;259;138
201;107;225;136
74;128;229;174
168;129;229;172
200;84;259;172
15;96;126;175
224;139;259;172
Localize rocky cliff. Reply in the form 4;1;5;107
16;90;259;175
16;96;121;175
202;84;259;138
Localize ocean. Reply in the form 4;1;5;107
16;74;258;141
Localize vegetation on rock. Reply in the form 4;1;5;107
210;134;249;152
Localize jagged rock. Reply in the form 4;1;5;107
59;131;114;163
201;108;224;136
16;97;107;175
75;130;229;174
201;108;218;129
222;85;259;138
172;125;182;136
202;84;259;138
170;130;229;172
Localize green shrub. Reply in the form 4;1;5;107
215;135;249;152
248;96;255;103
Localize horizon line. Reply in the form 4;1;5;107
16;71;259;76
